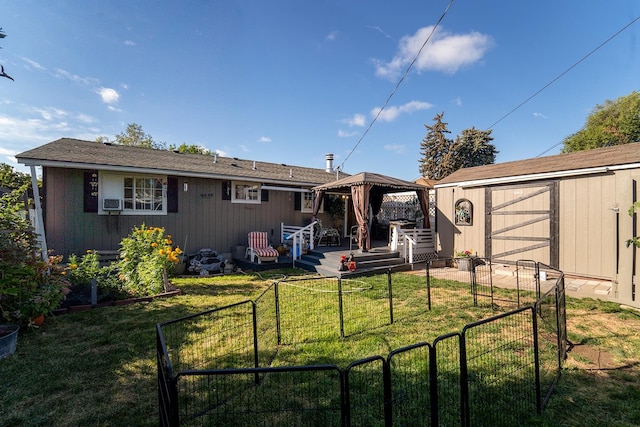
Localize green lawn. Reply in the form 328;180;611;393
1;269;639;426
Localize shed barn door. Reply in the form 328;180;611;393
486;182;558;267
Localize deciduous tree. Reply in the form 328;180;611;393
563;91;640;152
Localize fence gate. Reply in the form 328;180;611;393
486;182;558;267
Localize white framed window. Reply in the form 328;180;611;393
232;181;261;204
99;172;167;215
301;191;323;213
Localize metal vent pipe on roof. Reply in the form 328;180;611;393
325;153;334;173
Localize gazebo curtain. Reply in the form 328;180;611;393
312;190;325;221
417;189;431;229
351;183;372;251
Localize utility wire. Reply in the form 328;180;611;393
338;0;454;172
486;14;640;133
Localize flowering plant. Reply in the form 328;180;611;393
116;224;182;296
455;249;473;258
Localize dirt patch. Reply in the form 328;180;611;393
568;343;618;369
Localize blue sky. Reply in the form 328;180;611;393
1;1;639;181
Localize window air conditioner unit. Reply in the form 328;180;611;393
103;199;122;211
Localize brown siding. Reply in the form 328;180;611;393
43;168;327;259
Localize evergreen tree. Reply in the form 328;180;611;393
418;112;454;180
451;127;497;169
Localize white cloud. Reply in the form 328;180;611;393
452;97;463;107
384;144;406;154
257;136;272;143
325;31;339;41
124;40;136;46
55;68;100;85
21;57;46;71
533;112;548;119
367;25;393;40
338;129;359;138
375;26;492;79
340;113;366;127
371;100;432;122
97;87;120;104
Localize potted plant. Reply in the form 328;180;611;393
0;324;19;360
454;249;475;272
1;187;70;328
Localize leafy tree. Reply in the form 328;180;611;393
450;127;497;170
419;114;497;180
0;163;31;190
168;143;211;155
563;91;640;152
419;112;455;180
0;27;14;81
113;123;165;149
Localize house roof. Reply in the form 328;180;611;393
435;142;640;188
312;171;428;194
16;138;349;187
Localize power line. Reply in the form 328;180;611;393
486;14;640;132
338;0;455;172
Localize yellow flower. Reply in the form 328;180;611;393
175;247;183;254
167;234;172;239
151;242;158;247
87;249;92;253
136;230;143;234
159;249;166;255
69;264;78;270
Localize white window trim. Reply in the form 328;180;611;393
98;171;167;215
301;191;324;214
231;181;262;204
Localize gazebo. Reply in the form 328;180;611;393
312;172;430;252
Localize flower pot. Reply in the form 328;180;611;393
31;314;45;326
0;324;19;360
456;257;474;272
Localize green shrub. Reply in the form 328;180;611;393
116;224;182;297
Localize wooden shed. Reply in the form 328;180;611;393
434;142;640;309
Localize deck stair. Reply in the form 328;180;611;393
294;240;411;277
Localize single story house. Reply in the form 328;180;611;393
434;142;640;309
16;138;348;260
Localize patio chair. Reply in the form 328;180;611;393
314;220;341;246
245;231;279;264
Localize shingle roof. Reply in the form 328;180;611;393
16;138;348;186
436;142;640;186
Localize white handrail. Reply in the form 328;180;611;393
281;221;317;266
395;228;417;263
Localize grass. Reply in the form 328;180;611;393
1;268;639;426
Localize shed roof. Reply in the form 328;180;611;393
16;138;348;187
435;142;640;188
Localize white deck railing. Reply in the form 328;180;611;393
391;227;436;263
281;221;317;266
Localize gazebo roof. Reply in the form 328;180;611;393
312;172;427;194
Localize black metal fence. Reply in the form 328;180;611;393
158;260;567;426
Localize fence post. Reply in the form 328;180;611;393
338;278;345;338
425;261;431;311
429;344;438;427
459;333;471;427
252;301;260;384
383;358;392;427
274;281;282;345
387;269;394;325
532;306;542;414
